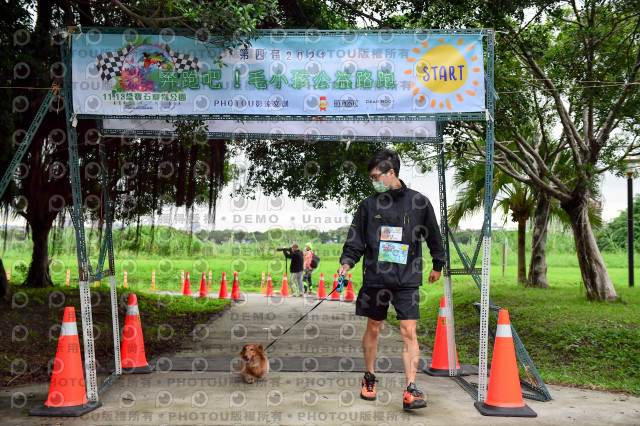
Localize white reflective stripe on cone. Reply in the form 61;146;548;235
438;307;451;317
60;321;78;336
127;305;140;316
496;324;512;338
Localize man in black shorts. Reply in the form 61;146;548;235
337;148;445;410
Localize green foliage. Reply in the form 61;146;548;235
448;160;535;229
0;0;231;288
173;119;209;148
231;141;387;212
1;224;350;258
0;224;587;261
597;194;640;253
170;0;280;57
13;261;27;277
2;227;636;295
405;1;640;299
0;1;33;154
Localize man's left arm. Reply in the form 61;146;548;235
423;198;446;283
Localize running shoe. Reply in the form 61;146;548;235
403;382;427;409
360;372;378;401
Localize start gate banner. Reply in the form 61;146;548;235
70;29;486;118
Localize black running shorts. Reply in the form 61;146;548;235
355;286;420;321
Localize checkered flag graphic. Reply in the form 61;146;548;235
95;45;134;82
165;45;202;74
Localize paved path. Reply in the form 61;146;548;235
1;295;639;425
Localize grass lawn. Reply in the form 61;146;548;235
0;285;230;388
387;263;640;397
4;250;639;293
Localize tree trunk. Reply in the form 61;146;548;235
24;218;54;288
517;218;527;284
563;199;618;301
528;191;551;288
0;257;9;298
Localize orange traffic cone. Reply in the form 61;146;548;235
208;270;212;293
219;272;229;298
265;273;274;296
260;271;265;293
30;307;102;416
329;273;341;301
281;273;290;297
120;294;153;374
474;310;536;417
424;297;468;376
315;273;327;299
199;271;208;297
344;273;355;301
183;271;192;296
230;271;240;300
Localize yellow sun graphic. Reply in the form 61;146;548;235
404;38;482;111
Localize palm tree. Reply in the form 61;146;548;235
449;162;534;285
497;183;536;284
449;158;603;287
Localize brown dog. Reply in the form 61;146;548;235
239;343;269;383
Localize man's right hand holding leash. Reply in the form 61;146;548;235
335;264;350;293
338;264;350;277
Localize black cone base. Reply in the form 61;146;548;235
423;366;469;377
30;400;102;417
474;401;537;417
122;364;153;374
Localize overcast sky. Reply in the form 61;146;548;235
203;160;639;233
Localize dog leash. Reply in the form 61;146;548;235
264;275;346;352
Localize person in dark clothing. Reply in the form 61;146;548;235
281;243;304;296
337;148;445;410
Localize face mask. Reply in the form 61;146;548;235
373;175;390;193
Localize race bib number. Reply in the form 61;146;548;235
378;242;409;264
380;226;402;241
